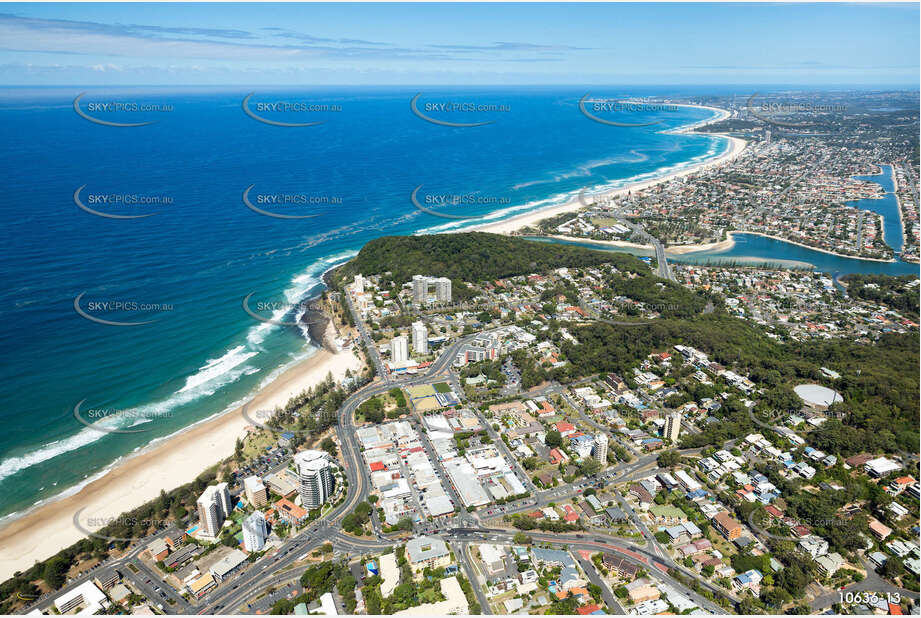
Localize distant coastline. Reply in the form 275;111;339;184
472;104;747;236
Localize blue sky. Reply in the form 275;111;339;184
1;3;918;86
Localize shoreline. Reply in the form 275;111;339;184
0;345;363;582
472;104;747;236
2;110;745;578
727;231;897;263
533;229;899;266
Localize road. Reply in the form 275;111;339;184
344;291;389;382
24;316;731;616
451;541;493;614
573;551;624;614
23;526;193;616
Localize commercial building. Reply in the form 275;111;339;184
479;544;507;574
411;321;428;355
390;335;409;365
147;537;170;561
242;511;268;552
295;450;334;509
209;549;248;583
406;536;451;570
664;412;681;443
244;476;268;508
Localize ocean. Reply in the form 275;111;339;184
0;86;909;523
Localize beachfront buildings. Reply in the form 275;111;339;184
197;482;232;537
242;511;268;552
294;450;335;509
53;580;109;614
244;475;268;508
412;320;428;355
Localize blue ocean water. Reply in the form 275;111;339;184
0;87;733;520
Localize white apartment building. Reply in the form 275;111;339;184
295;450;335;509
197;484;231;537
411;321;428;355
593;433;608;464
664;412;682;443
411;275;452;304
391;335;409;364
242;511;268;552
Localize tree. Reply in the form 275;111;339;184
513;532;532;545
578;458;602;477
42;556;71;589
545;430;563;448
881;557;905;580
320;437;337;457
656;449;681;468
521;457;539;471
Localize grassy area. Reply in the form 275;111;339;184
433;382;452;394
241;429;277;461
591;216;620;227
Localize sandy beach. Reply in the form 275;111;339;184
666;238;736;255
473;105;747;237
0;346;363;581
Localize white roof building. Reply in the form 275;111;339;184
53;581;108;615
